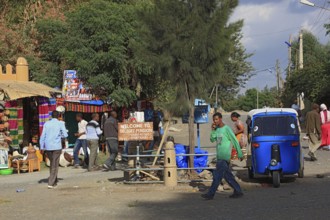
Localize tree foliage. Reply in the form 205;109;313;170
0;0;88;64
282;30;330;106
218;22;254;109
139;0;249;169
139;0;245;113
226;87;277;112
35;0;152;106
1;0;252;110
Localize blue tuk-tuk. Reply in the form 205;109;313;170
247;108;304;188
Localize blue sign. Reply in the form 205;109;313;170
181;100;210;124
195;99;206;106
144;109;154;122
194;106;209;124
64;70;77;79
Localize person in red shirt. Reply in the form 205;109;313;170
320;104;330;150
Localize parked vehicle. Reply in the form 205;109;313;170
247;108;304;188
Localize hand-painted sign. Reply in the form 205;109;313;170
118;122;153;141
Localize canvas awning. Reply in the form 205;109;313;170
0;80;58;100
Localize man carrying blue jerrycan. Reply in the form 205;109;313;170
202;112;244;200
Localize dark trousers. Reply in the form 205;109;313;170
87;140;99;170
46;150;62;186
207;160;242;197
73;139;89;166
105;139;118;168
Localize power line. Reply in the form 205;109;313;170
248;57;288;79
310;0;328;32
244;17;330;38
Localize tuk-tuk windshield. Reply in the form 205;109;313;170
253;115;299;136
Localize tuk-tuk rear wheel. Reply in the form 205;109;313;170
298;168;304;178
272;171;280;188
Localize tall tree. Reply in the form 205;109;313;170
140;0;243;171
218;23;254;110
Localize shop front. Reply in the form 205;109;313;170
0;57;57;173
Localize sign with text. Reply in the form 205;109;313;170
118;122;153;141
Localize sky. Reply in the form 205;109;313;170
230;0;330;93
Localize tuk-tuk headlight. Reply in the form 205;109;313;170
270;159;277;166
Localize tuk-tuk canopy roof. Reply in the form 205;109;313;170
248;108;298;118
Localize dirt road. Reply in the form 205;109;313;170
1;113;330;219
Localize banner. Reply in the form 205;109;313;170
62;70;93;101
118;122;153;141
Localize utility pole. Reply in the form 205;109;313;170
288;34;292;77
276;59;281;107
256;90;259;109
276;59;281;93
299;31;303;69
215;84;218;111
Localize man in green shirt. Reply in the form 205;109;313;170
202;112;244;200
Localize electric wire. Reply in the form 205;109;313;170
244;17;330;38
310;0;328;32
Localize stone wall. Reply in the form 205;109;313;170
0;57;29;81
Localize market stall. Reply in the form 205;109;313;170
0;57;58;174
63;99;111;146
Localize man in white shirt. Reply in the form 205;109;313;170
86;113;103;171
73;113;88;168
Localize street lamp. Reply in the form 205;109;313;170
300;0;315;7
300;0;330;11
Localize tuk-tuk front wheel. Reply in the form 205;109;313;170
298;157;304;178
272;171;280;188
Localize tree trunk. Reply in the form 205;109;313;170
188;104;195;173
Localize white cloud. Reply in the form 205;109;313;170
230;0;330;93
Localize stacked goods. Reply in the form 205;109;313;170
0;106;12;149
0;104;12;170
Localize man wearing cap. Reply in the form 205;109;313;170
320;104;330;150
40;111;68;189
305;104;321;161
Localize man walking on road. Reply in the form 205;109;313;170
40;111;68;189
202;112;244;200
103;110;118;171
306;103;321;161
73;113;88;168
86;113;102;171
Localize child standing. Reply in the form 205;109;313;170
202;112;244;200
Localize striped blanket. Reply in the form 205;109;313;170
5;100;24;149
38;98;56;134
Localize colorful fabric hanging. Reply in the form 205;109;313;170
38;98;57;134
64;102;110;113
5;100;23;149
7;108;18;148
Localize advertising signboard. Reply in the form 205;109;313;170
62;70;93;101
